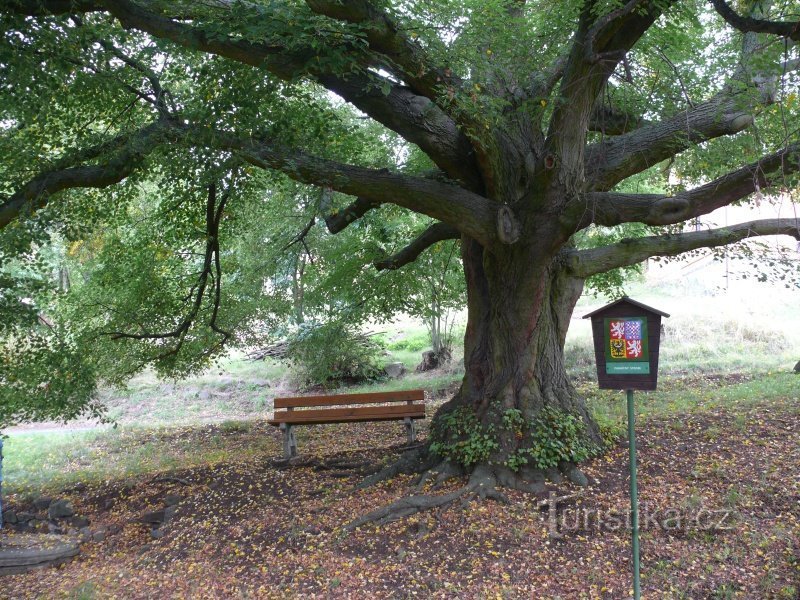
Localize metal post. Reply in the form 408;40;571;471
627;389;641;599
0;436;4;529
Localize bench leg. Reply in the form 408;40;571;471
280;423;297;459
404;417;416;445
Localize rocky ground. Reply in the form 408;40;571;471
1;395;798;599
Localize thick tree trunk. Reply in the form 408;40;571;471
430;237;600;481
349;239;602;528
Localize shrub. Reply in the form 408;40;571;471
284;322;386;387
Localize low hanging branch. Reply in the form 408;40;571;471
324;170;455;235
104;183;232;358
374;222;460;271
0;120;175;229
568;218;800;278
1;120;501;245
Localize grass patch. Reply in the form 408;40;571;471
220;419;252;433
345;371;461;395
1;424;261;496
585;372;800;429
385;329;431;353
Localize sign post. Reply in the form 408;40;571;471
584;297;669;600
627;389;640;599
0;437;4;530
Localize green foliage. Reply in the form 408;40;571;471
0;242;103;428
427;406;607;473
503;407;598;472
501;408;525;431
283;322;386;388
0;326;102;429
1;0;799;427
430;406;498;468
386;330;430;352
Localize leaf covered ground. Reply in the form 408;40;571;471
2;382;799;599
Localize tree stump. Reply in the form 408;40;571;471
0;533;80;576
415;348;452;372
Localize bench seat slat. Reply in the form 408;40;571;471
269;403;425;425
274;389;424;409
268;412;425;426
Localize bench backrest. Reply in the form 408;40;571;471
274;389;424;409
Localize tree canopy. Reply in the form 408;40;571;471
1;0;799;433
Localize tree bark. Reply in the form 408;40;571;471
430;237;600;479
353;239;601;526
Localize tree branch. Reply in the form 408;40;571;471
588;99;650;135
5;0;480;188
587;1;798;190
104;0;480;188
1;120;500;246
710;0;800;41
580;142;800;227
305;0;461;107
3;0;101;14
204;130;497;245
584;0;646;64
546;0;672;175
95;38;172;116
105;183;232;356
586;94;757;190
325;197;381;234
0;121;174;229
374;222;460;271
568;218;800;277
323;169;451;234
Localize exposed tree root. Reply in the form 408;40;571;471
346;464;512;530
346;486;470;530
356;444;438;490
345;458;593;530
413;460;464;492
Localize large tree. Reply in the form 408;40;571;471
1;0;799;517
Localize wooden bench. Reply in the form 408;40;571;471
268;389;426;459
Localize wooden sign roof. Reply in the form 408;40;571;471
582;296;670;319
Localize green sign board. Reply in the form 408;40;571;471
603;317;650;375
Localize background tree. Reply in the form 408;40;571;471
1;0;799;517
